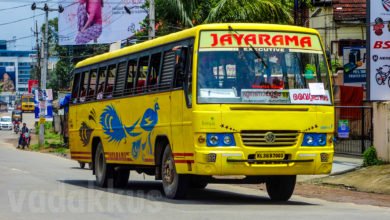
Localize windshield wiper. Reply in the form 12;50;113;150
228;25;268;69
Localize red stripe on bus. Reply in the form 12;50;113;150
174;160;194;163
71;156;91;160
173;153;194;157
72;151;90;155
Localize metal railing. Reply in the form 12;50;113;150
334;106;373;156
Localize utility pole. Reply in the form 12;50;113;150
31;2;64;147
149;0;155;39
34;21;41;82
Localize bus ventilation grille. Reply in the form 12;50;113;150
240;130;299;147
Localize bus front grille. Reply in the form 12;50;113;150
240;130;299;147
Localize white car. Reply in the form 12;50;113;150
0;116;13;130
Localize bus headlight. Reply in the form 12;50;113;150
206;133;235;147
302;133;327;146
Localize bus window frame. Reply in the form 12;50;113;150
70;37;195;104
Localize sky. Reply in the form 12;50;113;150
0;0;60;51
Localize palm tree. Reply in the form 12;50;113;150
163;0;293;27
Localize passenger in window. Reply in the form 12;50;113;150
79;86;86;102
97;82;104;99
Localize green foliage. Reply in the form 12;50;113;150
363;146;384;166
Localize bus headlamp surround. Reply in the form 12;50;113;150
206;133;235;147
302;133;327;146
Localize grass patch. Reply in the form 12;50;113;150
32;122;68;155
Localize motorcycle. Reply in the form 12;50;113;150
20;132;30;149
13;122;20;134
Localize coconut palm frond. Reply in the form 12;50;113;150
166;0;197;27
205;0;292;24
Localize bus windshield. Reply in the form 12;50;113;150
197;31;331;105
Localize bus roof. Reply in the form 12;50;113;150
75;23;320;69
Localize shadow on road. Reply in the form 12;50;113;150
58;179;315;206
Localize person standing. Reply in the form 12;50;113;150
75;0;103;44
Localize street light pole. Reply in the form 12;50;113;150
31;2;64;147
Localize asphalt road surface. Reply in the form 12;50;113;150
1;119;390;219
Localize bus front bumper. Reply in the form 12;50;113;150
186;150;333;176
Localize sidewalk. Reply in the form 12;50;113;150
331;155;363;175
298;155;363;182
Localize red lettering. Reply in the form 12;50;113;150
258;34;271;46
220;34;232;46
233;34;244;45
385;41;390;49
211;34;218;47
374;41;383;48
272;35;284;46
300;37;312;48
285;35;299;46
244;34;257;45
293;94;298;100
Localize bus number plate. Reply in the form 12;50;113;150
256;152;284;160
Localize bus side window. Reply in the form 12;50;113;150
135;56;149;94
87;69;97;101
96;67;107;100
105;65;116;98
159;50;175;91
147;52;162;91
79;71;89;103
125;59;137;95
113;61;127;97
71;73;81;103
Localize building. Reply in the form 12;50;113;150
0;40;36;105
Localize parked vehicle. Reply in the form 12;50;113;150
0;116;12;130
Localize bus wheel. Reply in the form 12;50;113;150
161;145;188;199
79;162;85;169
113;170;130;188
266;175;296;201
95;142;113;187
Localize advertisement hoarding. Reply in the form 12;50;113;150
58;0;147;45
34;89;53;121
343;47;367;84
0;67;16;94
368;0;390;100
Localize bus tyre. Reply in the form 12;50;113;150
266;175;296;201
161;145;189;199
79;162;85;169
113;170;130;188
95;142;113;188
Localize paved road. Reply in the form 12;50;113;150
1;126;390;219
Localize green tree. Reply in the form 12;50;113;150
162;0;294;28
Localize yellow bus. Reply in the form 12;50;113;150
69;23;334;201
21;93;35;112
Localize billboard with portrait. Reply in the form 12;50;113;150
368;0;390;100
0;66;16;94
58;0;147;45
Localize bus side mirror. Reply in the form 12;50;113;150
326;50;332;71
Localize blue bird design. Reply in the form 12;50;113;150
140;102;160;154
100;105;127;143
